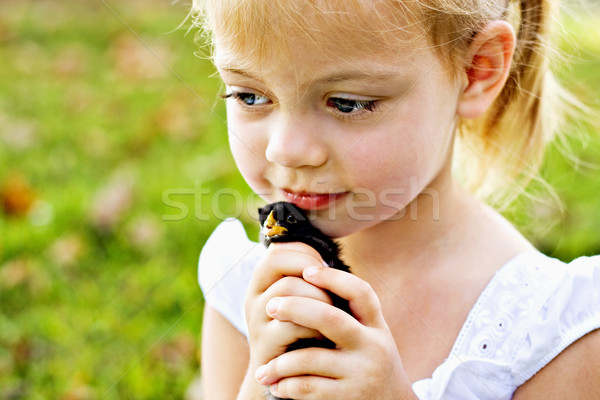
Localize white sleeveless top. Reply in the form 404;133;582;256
198;219;600;400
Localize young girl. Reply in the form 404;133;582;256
194;0;600;399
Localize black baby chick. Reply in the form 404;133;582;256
258;201;353;400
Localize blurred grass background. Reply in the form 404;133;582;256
0;0;598;399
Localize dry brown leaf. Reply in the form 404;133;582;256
0;173;36;217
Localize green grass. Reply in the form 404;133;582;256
0;1;599;398
0;0;243;398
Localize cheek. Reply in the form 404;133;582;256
227;115;270;194
347;101;454;195
349;127;427;188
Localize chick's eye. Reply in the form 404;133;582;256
286;214;297;224
327;97;377;113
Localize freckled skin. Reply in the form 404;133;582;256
259;201;352;400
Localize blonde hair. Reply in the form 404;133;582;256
192;0;574;208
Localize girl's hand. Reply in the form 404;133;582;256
242;242;334;394
254;266;418;400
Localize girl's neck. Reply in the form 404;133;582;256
336;166;535;384
338;175;534;283
339;176;463;274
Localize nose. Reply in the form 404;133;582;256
265;113;329;168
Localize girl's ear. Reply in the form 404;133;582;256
457;21;516;119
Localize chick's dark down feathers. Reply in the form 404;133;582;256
258;201;353;400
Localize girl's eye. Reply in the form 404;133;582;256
223;91;271;106
327;97;378;114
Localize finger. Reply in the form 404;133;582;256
269;242;324;262
269;375;340;400
262;319;325;353
246;248;325;321
249;243;325;294
249;317;325;367
264;276;333;305
256;347;342;386
303;266;384;328
247;275;333;328
267;296;360;347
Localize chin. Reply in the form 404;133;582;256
319;208;404;238
309;215;363;239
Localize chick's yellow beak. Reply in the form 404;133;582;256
264;211;288;237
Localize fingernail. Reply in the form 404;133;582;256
270;382;279;396
266;298;279;316
255;364;267;383
322;260;329;267
304;266;320;278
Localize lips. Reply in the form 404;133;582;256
282;189;348;210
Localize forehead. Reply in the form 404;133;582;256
210;0;430;82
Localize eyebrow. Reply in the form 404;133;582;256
315;70;399;84
218;67;262;81
218;67;399;86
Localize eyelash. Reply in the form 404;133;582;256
221;91;380;120
326;98;380;120
220;91;270;107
